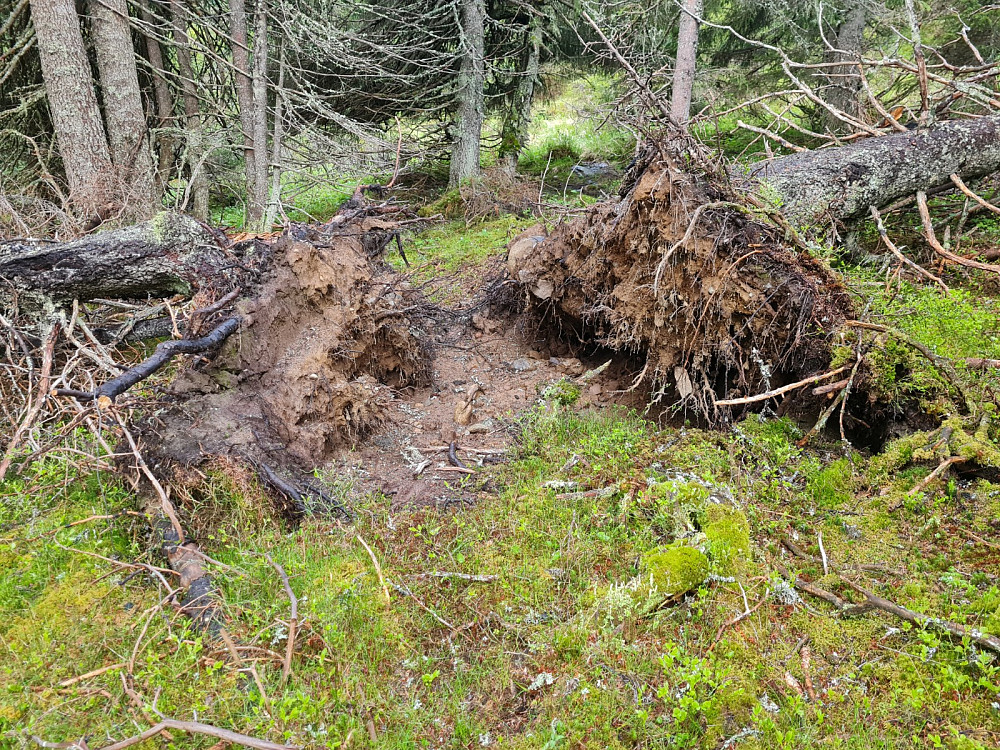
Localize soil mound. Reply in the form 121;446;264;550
144;221;431;473
509;144;854;419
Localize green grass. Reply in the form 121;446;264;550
5;405;1000;748
518;73;635;176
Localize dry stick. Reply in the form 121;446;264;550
842;579;1000;655
30;718;300;750
916;191;1000;275
264;554;299;686
357;534;391;604
908;455;967;496
706;593;768;653
57;662;126;688
735;121;806;153
958;527;1000;553
870;206;948;293
713;365;851;407
949;174;1000;217
774;561;851;610
112;411;185;543
801;645;817;702
0;325;57;482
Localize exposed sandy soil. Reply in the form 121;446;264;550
138;219;635;514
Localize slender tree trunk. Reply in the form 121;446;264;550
231;0;260;223
248;0;269;228
89;0;158;216
169;0;209;220
670;0;701;125
498;15;542;177
264;40;286;230
448;0;485;187
823;3;866;133
137;0;176;185
28;0;111;203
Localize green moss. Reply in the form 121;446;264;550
806;458;853;509
641;544;710;599
418;188;464;218
540;379;581;406
703;504;751;575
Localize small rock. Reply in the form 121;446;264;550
587;384;602;397
510;358;536;373
468;421;491;434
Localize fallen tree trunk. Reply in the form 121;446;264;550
753;115;1000;225
0;212;229;305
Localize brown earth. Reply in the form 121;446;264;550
137;217;632;513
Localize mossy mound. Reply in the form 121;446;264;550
703;504;752;575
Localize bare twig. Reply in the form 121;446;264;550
264;553;299;686
713;365;851;407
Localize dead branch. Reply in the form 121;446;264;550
264;553;299;686
713;365;851;407
54;317;240;405
908;455;967;496
870;206;948;293
916;191;1000;276
28;718;300;750
843;579;1000;655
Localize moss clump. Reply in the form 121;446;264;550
641;544;710;599
703;504;751;575
806;458;853;509
598;544;709;625
541;379;581;406
418;188;464;218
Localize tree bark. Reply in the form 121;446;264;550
498;14;542;176
170;0;210;221
822;3;866;133
264;40;286;230
137;0;177;186
0;212;227;304
231;0;263;225
248;0;269;228
670;0;701;125
28;0;111;201
89;0;158;216
448;0;485;187
754;115;1000;225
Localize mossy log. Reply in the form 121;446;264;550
0;212;229;305
754;115;1000;225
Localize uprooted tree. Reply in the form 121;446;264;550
5;83;1000;635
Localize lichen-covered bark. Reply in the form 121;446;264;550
448;0;485;187
0;212;228;304
89;0;158;215
754;116;1000;225
28;0;111;198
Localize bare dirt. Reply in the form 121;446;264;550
138;217;631;512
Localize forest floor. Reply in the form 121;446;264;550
3;203;1000;750
5;77;1000;750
